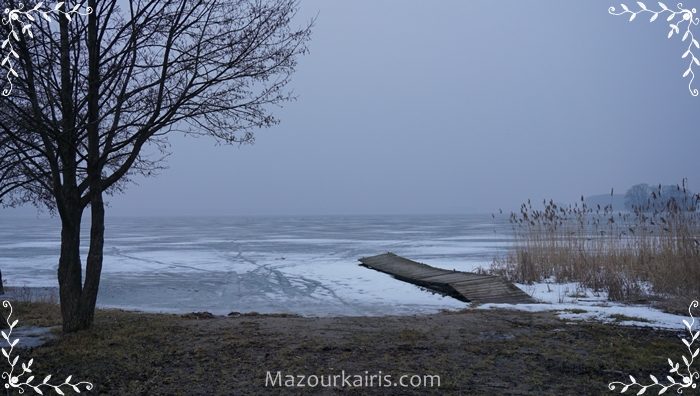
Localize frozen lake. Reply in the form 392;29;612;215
0;215;514;316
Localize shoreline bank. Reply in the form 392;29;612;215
3;301;683;395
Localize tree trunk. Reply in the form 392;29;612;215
57;193;105;333
57;207;84;333
75;0;104;331
80;191;105;329
56;0;104;333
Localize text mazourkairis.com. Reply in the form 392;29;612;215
265;370;441;388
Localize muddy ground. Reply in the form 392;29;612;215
2;302;685;395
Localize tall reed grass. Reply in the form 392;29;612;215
491;181;700;302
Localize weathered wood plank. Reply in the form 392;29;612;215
359;252;534;304
418;273;493;283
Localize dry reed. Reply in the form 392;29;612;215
491;181;700;302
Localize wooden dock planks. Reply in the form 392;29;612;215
359;252;534;304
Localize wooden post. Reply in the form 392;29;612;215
0;269;4;295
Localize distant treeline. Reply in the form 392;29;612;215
624;181;698;212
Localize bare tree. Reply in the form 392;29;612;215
0;0;311;332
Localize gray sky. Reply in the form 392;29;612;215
5;0;700;216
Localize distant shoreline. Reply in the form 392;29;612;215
2;286;59;303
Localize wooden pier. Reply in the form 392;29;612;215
359;253;534;304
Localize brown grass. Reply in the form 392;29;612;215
0;302;683;395
491;182;700;302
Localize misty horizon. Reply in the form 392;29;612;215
2;0;698;218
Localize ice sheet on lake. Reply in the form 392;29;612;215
0;215;496;316
3;215;689;328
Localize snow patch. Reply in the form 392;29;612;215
479;281;691;330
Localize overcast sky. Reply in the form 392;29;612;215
4;0;700;217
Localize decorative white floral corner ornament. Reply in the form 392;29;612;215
2;301;93;394
609;2;700;96
608;300;700;394
1;1;93;96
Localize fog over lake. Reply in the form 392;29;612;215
2;0;698;218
